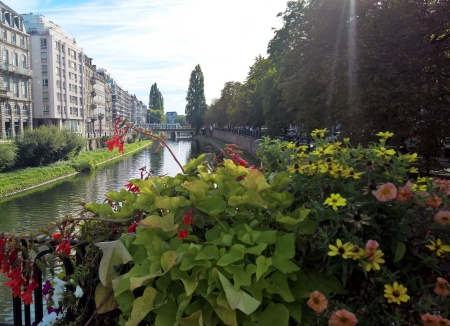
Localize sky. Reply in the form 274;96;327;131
8;0;288;115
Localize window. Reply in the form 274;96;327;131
40;38;47;49
41;52;47;63
13;79;18;97
3;49;8;65
55;41;60;50
23;105;29;115
56;54;60;63
3;76;10;91
11;33;16;44
42;65;47;74
21;55;26;68
20;36;25;47
55;67;60;75
2;29;6;41
14;104;20;115
13;53;18;66
43;91;49;102
57;105;61;114
43;105;49;113
56;80;61;88
42;78;48;87
5;104;11;115
57;92;62;100
21;81;27;98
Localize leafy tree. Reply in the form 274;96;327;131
149;83;164;113
173;115;186;126
205;98;228;128
147;109;165;124
0;143;17;172
185;64;207;135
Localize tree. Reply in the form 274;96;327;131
149;83;164;113
147;109;165;124
185;64;207;135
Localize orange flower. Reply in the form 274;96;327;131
434;277;450;297
437;317;450;326
434;211;450;225
307;291;328;313
328;309;358;326
421;313;441;325
426;194;443;208
373;182;397;202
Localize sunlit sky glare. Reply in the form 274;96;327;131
8;0;288;115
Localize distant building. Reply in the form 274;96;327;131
131;94;146;126
23;13;84;133
0;2;33;138
98;68;131;123
166;111;177;123
84;56;112;135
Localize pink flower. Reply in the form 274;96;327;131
434;211;450;225
421;313;441;325
328;309;358;326
365;239;379;260
426;194;443;208
373;183;397;202
396;187;414;202
307;291;328;313
434;277;449;297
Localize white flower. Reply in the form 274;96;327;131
38;311;58;325
74;285;84;298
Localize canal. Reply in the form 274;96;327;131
0;138;205;323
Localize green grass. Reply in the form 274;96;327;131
0;140;153;197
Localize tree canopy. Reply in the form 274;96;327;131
185;64;207;135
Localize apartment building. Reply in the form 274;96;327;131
131;94;146;126
98;67;131;123
83;56;112;135
22;13;85;133
0;2;33;138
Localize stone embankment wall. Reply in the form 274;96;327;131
211;130;260;158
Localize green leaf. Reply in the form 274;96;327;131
256;256;272;281
154;196;188;211
95;240;133;287
183;180;211;199
257;303;290;326
125;287;157;326
217;244;246;266
245;243;267;255
179;310;203;326
197;196;227;216
240;170;271;192
84;202;114;217
218;272;261;315
94;283;117;314
271;252;300;274
195;245;220;261
106;191;124;202
161;250;179;272
275;234;296;259
183;154;206;174
138;213;178;234
304;271;346;294
154;295;177;326
393;241;406;263
266;271;295;302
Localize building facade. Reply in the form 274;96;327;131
99;68;131;123
84;56;112;136
0;2;33;138
23;13;85;133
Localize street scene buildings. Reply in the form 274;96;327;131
0;1;146;138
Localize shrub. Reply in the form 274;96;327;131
0;142;17;172
15;126;84;167
71;157;95;172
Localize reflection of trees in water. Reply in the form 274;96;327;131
150;141;164;174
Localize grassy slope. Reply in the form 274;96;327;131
0;140;152;197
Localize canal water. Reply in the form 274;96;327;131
0;138;206;323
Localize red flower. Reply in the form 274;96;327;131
104;136;124;154
127;222;137;233
183;213;194;225
55;240;71;255
231;153;248;167
4;265;26;297
52;233;62;241
20;281;39;305
125;183;140;193
177;230;189;239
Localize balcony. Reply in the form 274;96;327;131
1;63;33;77
90;78;96;85
90;104;97;109
0;88;12;101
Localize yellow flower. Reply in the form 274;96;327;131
347;246;366;260
311;128;328;138
311;146;334;157
287;163;307;175
404;153;418;162
362;249;385;271
297;145;309;152
411;183;427;192
343;137;350;143
341;167;363;179
384;282;410;305
324;193;347;211
376;131;394;139
409;167;418;174
328;239;354;259
373;146;396;158
426;239;450;257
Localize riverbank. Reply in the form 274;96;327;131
0;140;153;199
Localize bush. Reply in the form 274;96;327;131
0;142;17;172
15;126;84;167
71;157;95;172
